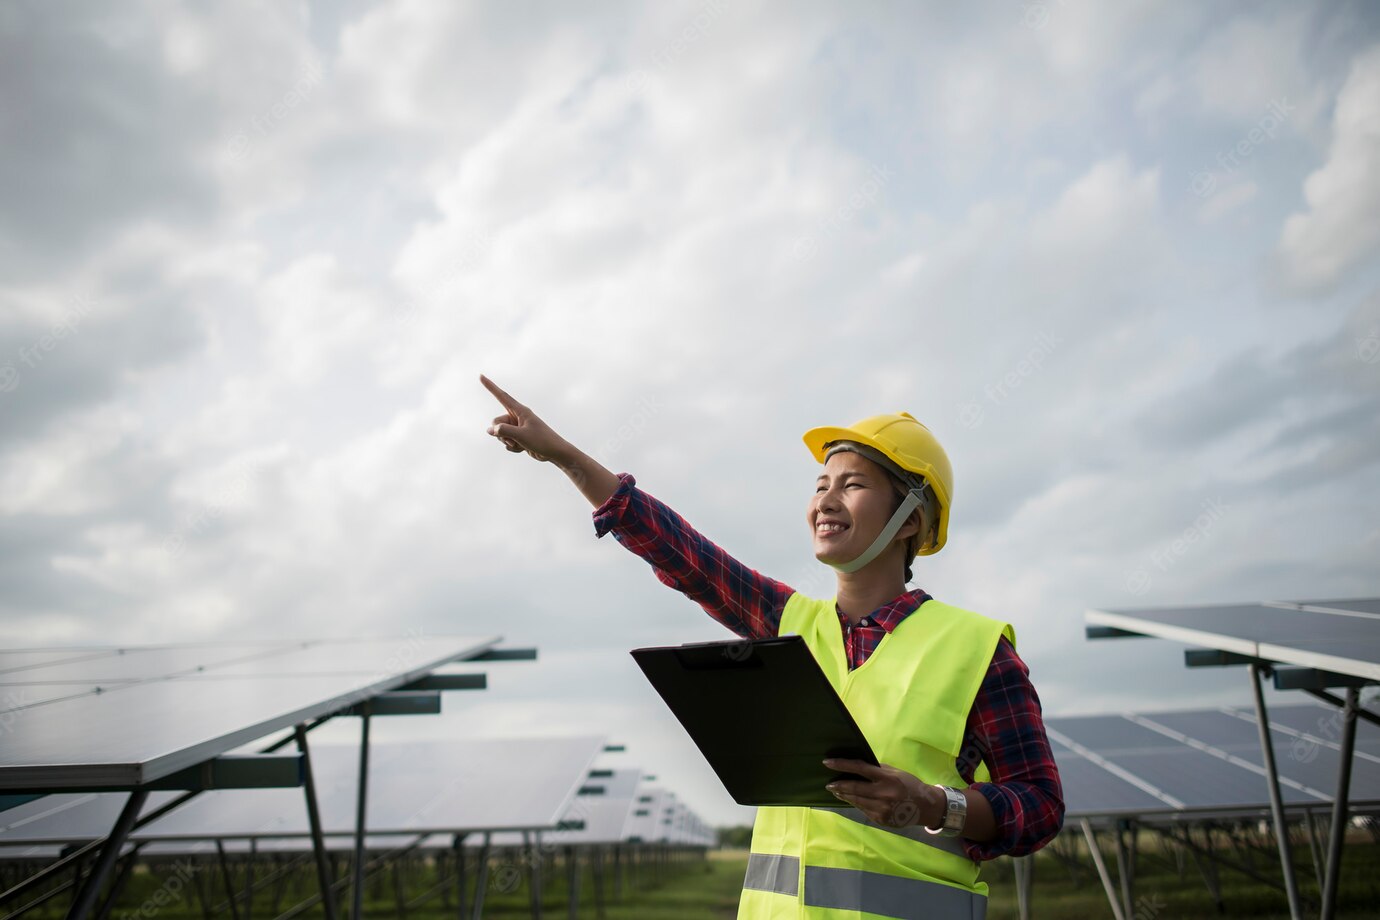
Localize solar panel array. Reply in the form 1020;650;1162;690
0;736;606;846
1049;701;1380;820
1086;597;1380;680
0;636;499;788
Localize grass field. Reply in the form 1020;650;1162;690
19;834;1379;917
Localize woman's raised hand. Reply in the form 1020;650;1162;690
480;374;570;464
480;374;621;508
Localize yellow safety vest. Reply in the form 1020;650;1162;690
738;592;1016;920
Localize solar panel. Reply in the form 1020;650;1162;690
1086;600;1380;679
0;736;605;846
621;787;667;842
0;636;498;789
1252;703;1380;760
1046;702;1380;819
491;767;646;847
1283;598;1380;617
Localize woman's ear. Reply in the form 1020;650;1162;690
913;504;935;552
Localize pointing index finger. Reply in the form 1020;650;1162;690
479;374;525;414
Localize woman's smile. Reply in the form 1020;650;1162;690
816;519;850;538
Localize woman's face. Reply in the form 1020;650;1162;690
807;449;909;567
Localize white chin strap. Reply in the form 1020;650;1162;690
826;487;925;574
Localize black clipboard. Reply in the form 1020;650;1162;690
630;635;878;806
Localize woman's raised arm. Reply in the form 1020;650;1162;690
481;373;620;508
481;374;795;638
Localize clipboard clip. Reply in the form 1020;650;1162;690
672;639;765;670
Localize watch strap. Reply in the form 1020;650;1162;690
923;784;967;837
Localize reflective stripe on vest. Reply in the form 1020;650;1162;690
743;853;799;896
804;865;987;920
743;855;987;920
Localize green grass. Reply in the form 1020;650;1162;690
20;834;1379;918
21;847;743;919
982;830;1380;920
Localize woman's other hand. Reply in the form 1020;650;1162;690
822;758;943;829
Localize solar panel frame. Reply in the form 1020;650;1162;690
1045;703;1380;819
0;736;606;845
1085;600;1380;680
0;636;500;790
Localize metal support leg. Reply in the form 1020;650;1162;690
1249;663;1302;920
612;845;622;901
92;846;141;920
215;840;242;920
521;830;542;920
1304;808;1324;886
592;846;605;920
244;839;256;920
392;858;408;919
566;846;579;920
64;789;148;920
1322;688;1359;920
195;857;215;920
1080;819;1125;920
470;832;490;920
1013;856;1029;920
295;724;340;920
353;711;372;920
534;830;545;918
453;835;467;920
1113;822;1134;920
1191;826;1223;908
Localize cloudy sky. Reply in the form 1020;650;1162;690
2;0;1378;826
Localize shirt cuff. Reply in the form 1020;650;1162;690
592;472;637;538
961;782;1022;861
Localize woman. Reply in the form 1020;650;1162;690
481;374;1064;919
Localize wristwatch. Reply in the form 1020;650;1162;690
924;784;967;837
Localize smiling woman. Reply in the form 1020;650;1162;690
481;374;1065;920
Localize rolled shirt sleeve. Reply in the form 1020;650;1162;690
959;637;1066;860
592;472;795;639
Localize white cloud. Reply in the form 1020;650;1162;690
1278;44;1380;292
3;1;1378;829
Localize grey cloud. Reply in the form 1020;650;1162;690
1133;293;1379;471
0;284;202;449
0;4;221;280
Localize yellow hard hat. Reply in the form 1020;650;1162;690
802;412;953;555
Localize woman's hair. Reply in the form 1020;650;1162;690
887;475;937;584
